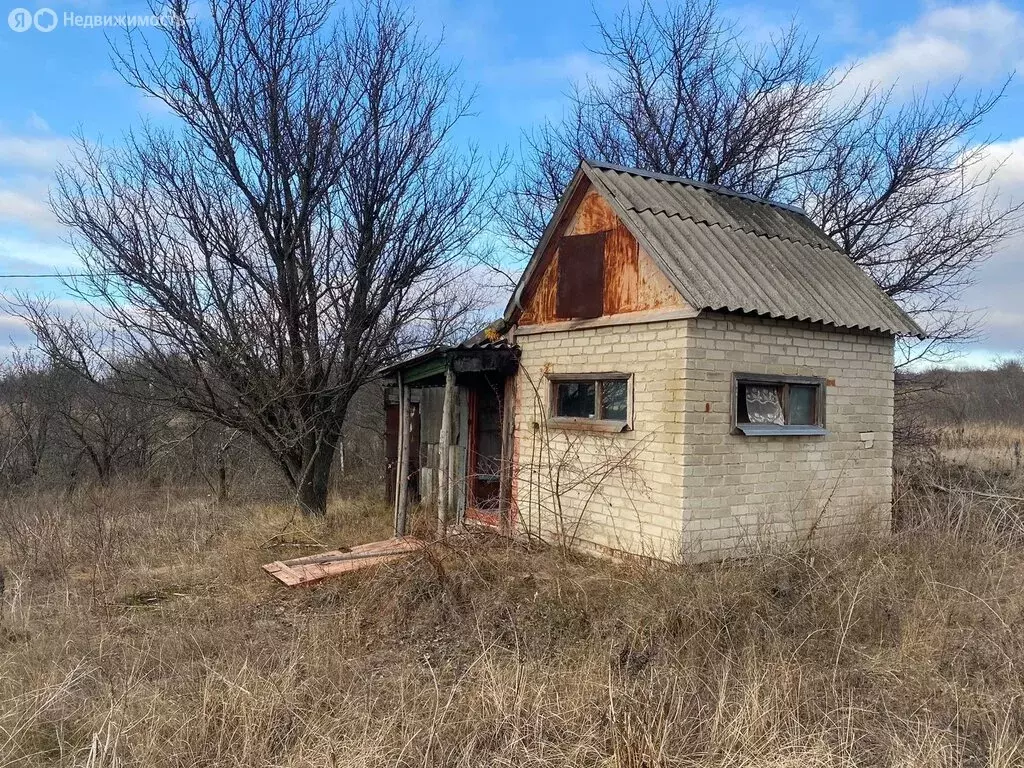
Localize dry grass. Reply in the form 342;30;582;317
1;468;1024;766
935;422;1024;473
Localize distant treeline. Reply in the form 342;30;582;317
899;359;1024;430
0;354;386;495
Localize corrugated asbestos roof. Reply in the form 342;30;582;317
514;160;922;337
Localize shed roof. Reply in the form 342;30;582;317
507;160;924;337
379;322;517;385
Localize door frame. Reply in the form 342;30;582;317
464;377;514;529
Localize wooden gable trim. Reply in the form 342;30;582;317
515;307;700;336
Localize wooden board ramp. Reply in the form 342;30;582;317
262;536;425;586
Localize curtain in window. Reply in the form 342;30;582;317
745;385;784;425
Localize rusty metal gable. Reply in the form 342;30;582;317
583;161;923;337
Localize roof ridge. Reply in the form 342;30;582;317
583;159;808;216
637;207;842;253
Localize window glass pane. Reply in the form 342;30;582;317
744;384;784;425
788;385;816;425
600;379;628;420
555;381;596;418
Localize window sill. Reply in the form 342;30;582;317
547;418;630;434
735;424;827;437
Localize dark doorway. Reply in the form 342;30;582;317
467;381;503;524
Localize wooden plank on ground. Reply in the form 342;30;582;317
262;537;425;587
278;549;348;567
261;560;304;587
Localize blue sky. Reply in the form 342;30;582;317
0;0;1023;366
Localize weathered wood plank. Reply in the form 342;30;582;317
263;537;426;587
498;374;516;536
395;376;411;537
261;560;304;586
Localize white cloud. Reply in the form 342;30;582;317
980;137;1024;192
409;0;604;127
0;124;72;239
0;134;71;172
0;313;35;355
0;235;79;270
481;52;605;88
0;298;98;357
414;0;503;63
844;2;1024;95
827;5;1024;359
25;112;51;133
477;51;608;123
956;137;1024;355
0;190;57;232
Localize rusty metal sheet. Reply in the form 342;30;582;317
556;232;605;319
603;222;639;314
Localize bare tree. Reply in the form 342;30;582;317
54;372;156;485
21;0;494;514
499;0;1020;363
0;350;67;482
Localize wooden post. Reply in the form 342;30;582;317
450;443;461;525
394;373;411;537
391;373;402;529
497;375;516;537
437;364;455;537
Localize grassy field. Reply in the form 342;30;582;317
2;452;1024;766
935;422;1024;473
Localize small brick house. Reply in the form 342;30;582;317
384;161;922;560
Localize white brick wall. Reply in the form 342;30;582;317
677;313;894;559
513;312;895;561
514;321;687;560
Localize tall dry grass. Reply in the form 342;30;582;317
934;422;1024;474
1;465;1024;766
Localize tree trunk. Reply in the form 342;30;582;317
296;439;337;517
216;443;228;505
